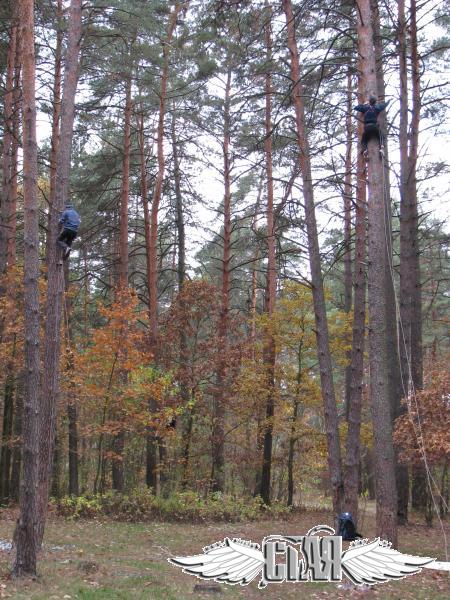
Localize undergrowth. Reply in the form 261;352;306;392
51;488;292;523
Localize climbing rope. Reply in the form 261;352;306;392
379;148;448;561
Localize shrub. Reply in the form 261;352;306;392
52;489;292;523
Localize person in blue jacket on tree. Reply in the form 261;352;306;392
57;202;81;259
354;94;390;156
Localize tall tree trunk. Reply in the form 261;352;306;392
138;111;158;491
10;370;23;502
172;107;186;292
259;12;277;504
282;0;344;519
0;383;14;501
399;0;425;512
343;68;353;419
372;0;408;525
112;75;133;493
288;340;303;507
356;0;398;546
13;0;41;576
344;61;367;524
0;334;16;502
118;77;132;292
49;0;63;209
38;0;82;547
148;3;182;348
146;4;182;490
64;261;79;496
396;0;411;523
211;67;232;493
7;37;21;269
171;105;193;478
0;3;18;275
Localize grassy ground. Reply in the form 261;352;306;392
0;505;448;599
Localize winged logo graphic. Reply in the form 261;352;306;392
169;526;449;588
170;537;264;585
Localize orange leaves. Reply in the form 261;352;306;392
394;358;450;466
71;289;168;439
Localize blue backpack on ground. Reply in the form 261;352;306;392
338;512;362;541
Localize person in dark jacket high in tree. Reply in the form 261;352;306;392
57;203;81;259
354;94;390;155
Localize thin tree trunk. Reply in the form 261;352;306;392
13;0;41;576
118;77;132;292
171;107;186;291
64;261;79;496
282;0;344;519
170;106;193;479
112;75;133;493
49;0;63;209
259;12;277;504
356;0;398;546
211;66;232;493
288;340;303;506
148;3;182;348
0;4;18;275
10;370;23;502
396;0;411;523
137;111;158;491
51;436;61;498
37;0;82;548
344;64;367;523
400;0;425;513
0;382;14;501
146;4;182;489
7;38;21;269
343;68;353;419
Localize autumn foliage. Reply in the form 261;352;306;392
394;359;450;467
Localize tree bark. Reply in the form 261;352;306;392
372;0;408;525
211;66;232;493
0;377;14;502
146;3;182;489
399;0;424;513
171;106;186;292
13;0;41;576
10;370;23;503
288;339;303;507
282;0;344;519
38;0;82;547
356;0;398;546
112;75;133;493
148;3;182;348
0;3;18;275
344;62;367;524
343;67;353;419
259;12;277;504
7;36;21;269
64;261;79;496
118;77;132;292
49;0;63;210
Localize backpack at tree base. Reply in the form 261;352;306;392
338;512;362;541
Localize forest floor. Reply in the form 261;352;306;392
0;505;448;599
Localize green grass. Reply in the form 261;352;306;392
0;505;448;599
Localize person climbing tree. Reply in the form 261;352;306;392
354;94;390;155
57;202;81;258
